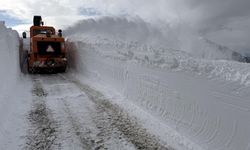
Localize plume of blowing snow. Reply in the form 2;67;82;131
78;0;250;55
65;16;245;61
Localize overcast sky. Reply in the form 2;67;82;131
0;0;250;53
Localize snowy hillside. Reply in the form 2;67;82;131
65;17;250;150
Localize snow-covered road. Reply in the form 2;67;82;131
23;74;170;150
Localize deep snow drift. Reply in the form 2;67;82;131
0;21;31;149
0;21;20;92
66;17;250;150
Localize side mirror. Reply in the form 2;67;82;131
58;29;62;37
22;32;26;39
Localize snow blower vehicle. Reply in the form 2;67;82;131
20;16;67;73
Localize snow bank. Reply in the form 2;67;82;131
0;21;20;92
0;21;31;149
66;17;250;150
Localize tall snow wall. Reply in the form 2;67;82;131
0;22;32;150
66;17;250;150
0;21;20;95
0;21;21;121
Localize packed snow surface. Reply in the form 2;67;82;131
65;17;250;150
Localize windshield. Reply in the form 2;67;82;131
33;29;53;36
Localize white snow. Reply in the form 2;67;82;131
1;15;250;150
65;17;250;150
65;16;245;61
0;22;32;149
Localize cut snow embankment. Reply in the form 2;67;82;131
0;21;31;149
65;17;250;150
0;21;19;91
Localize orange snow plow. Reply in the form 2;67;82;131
20;16;67;73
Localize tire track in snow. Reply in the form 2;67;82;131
36;75;100;150
89;98;137;150
60;99;95;149
25;78;60;150
48;75;135;150
27;74;171;149
70;78;171;150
